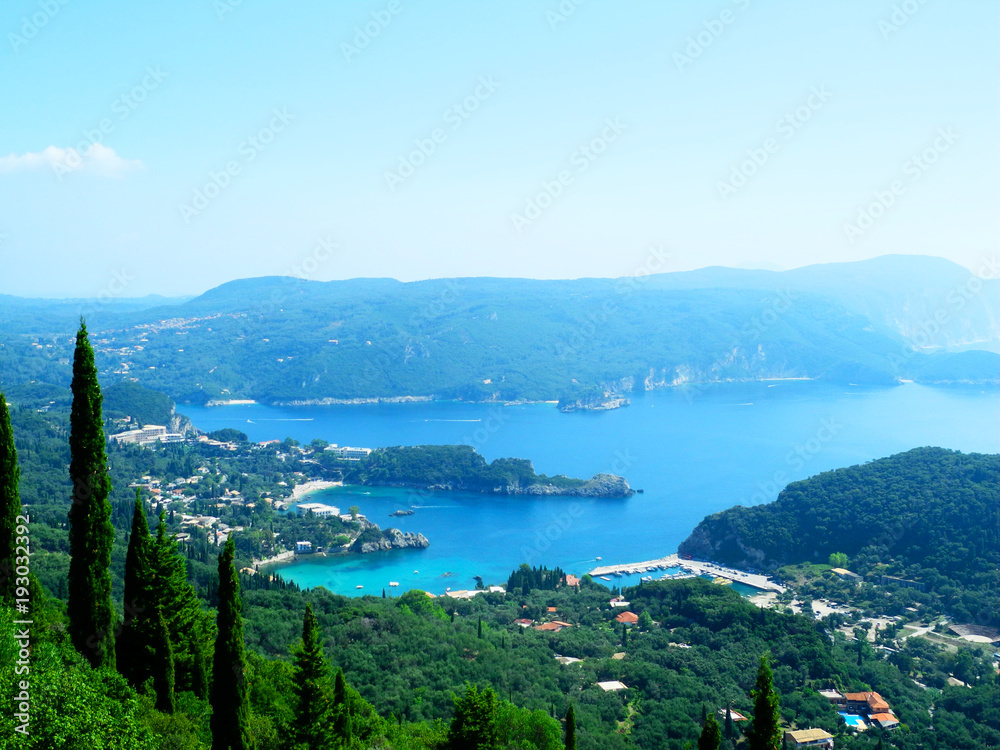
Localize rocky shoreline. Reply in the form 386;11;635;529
368;472;634;498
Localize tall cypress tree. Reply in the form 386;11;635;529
725;704;734;739
67;320;116;669
118;490;153;687
152;512;213;698
150;608;176;714
564;703;577;750
0;394;21;604
210;538;254;750
699;714;722;750
332;667;353;744
291;604;331;748
746;653;782;750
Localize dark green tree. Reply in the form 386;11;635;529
117;490;154;688
725;704;733;739
67;320;116;669
291;604;331;748
621;623;628;648
746;654;782;750
478;616;483;639
564;703;576;750
0;395;21;604
210;538;254;750
699;714;722;750
332;667;353;744
150;608;176;714
152;512;213;698
449;684;500;750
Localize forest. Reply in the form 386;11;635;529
679;447;1000;627
2;263;998;409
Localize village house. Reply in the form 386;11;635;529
784;728;834;748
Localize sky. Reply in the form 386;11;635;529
1;0;997;298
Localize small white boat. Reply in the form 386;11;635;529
414;570;419;573
599;576;611;581
355;585;363;589
596;556;602;561
389;581;399;587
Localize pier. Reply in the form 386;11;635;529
588;554;786;594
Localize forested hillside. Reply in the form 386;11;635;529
2;257;997;407
679;448;1000;625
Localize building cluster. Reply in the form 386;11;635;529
110;424;184;446
819;689;900;732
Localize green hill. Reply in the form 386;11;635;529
1;256;997;405
679;447;1000;625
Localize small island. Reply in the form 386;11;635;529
341;444;634;498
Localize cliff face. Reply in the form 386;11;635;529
357;528;430;554
677;513;774;570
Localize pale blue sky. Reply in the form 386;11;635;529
1;0;996;297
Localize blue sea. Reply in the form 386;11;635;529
181;381;999;596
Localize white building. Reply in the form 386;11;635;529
296;502;340;517
110;424;184;446
295;541;313;554
324;444;373;460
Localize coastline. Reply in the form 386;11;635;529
291;479;342;500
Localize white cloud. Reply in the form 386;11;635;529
0;144;143;177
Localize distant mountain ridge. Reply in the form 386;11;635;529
0;255;996;405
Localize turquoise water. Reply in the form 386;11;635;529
839;712;867;728
182;382;999;596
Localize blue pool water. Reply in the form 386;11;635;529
181;381;999;596
840;712;867;728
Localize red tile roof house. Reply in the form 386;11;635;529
615;611;640;625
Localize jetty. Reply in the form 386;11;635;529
588;554;785;594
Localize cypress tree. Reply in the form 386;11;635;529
0;394;21;604
746;653;782;750
151;608;176;714
725;704;733;739
118;490;153;688
333;667;353;744
67;320;116;669
477;616;483;639
621;623;628;648
153;512;213;697
291;604;331;748
210;538;254;750
699;714;722;750
564;703;577;750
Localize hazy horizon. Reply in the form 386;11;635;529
2;2;997;298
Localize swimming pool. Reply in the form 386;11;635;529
839;712;868;730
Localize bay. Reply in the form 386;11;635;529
181;382;999;596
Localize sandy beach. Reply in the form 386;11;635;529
254;549;295;568
291;479;342;500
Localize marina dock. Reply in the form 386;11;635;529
588;554;786;594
